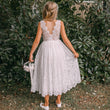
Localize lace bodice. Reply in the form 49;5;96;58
40;20;61;41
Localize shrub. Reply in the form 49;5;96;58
0;0;110;87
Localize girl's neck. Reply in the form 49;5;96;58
44;18;57;22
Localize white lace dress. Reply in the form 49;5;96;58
30;19;81;97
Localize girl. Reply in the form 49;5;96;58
29;1;81;110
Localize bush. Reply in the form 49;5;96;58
0;0;110;87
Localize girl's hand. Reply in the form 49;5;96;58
74;52;79;58
29;54;34;62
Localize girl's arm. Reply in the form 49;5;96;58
29;22;42;62
60;21;79;57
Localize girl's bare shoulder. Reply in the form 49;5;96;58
59;20;64;27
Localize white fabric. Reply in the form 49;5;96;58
30;20;81;97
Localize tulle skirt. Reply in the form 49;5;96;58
30;39;81;97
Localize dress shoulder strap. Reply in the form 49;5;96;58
57;20;61;30
58;20;61;27
40;20;43;28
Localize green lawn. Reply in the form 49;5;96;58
0;81;110;110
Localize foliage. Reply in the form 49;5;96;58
56;0;110;83
0;0;42;86
0;0;110;87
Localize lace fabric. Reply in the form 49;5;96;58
30;19;81;97
40;20;61;41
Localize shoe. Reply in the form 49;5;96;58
55;101;62;107
40;102;49;110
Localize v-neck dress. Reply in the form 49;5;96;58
30;19;81;97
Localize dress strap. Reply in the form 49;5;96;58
58;20;61;35
40;20;44;30
59;20;61;29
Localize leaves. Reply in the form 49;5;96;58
0;0;110;86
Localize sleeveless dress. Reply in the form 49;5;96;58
30;19;81;97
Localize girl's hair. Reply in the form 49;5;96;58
42;1;58;20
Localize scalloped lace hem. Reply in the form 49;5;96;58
30;80;81;97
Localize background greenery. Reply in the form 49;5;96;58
0;0;110;87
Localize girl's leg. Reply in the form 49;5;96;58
42;94;49;106
56;95;61;104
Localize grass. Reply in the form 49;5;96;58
0;81;110;110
